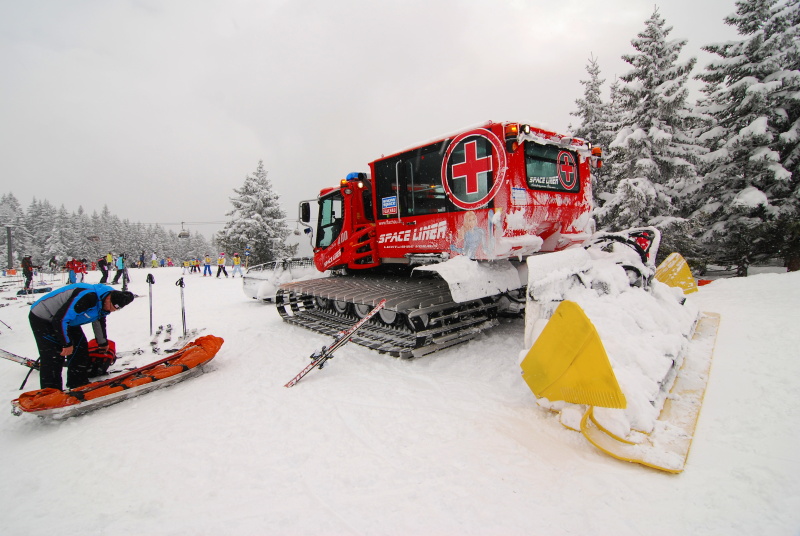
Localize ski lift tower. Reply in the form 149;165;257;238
0;204;14;270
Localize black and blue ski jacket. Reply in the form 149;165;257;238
30;283;114;347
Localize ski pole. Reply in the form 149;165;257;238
0;318;11;330
176;277;186;338
19;358;39;390
146;273;155;336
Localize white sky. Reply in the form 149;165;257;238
0;0;740;239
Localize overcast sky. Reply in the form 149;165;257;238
0;0;740;239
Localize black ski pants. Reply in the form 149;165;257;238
216;265;228;277
28;313;91;390
112;268;129;284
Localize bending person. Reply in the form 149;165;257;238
28;284;135;390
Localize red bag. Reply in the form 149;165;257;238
87;339;117;377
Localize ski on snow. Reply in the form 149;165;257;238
150;325;164;351
1;346;145;371
162;328;203;354
284;300;386;388
0;348;39;370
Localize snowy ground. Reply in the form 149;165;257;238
0;267;798;535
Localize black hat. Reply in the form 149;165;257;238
109;290;135;309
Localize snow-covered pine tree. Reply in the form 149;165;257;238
570;55;613;203
24;199;56;263
595;8;704;260
217;160;295;265
695;0;799;273
44;205;74;261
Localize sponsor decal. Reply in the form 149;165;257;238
511;187;528;206
378;221;448;245
382;196;398;215
319;230;348;267
321;247;342;266
441;129;507;210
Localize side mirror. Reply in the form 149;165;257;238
299;202;311;223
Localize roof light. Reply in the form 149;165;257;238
504;123;520;138
346;172;366;181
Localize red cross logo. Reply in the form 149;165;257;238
451;141;492;195
440;129;507;211
557;151;577;190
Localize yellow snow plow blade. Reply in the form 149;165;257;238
520;300;626;409
655;252;698;294
580;312;720;473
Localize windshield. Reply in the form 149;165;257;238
316;192;344;248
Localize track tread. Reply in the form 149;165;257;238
276;274;499;358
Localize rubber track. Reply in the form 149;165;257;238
276;275;498;358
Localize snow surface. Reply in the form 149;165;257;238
1;267;798;535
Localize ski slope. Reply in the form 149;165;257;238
0;267;798;535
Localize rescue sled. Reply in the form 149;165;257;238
11;334;223;419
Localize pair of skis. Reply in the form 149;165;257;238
284;300;386;388
150;324;173;353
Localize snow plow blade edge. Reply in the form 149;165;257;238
580;312;720;473
520;300;626;409
655;252;698;294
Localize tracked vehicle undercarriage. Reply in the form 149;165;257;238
275;273;516;358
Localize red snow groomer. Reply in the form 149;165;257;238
277;120;719;472
277;121;604;357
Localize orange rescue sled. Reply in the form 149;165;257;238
11;334;223;418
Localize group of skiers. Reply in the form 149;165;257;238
181;253;244;278
21;256;93;289
136;251;175;269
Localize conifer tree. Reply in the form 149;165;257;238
0;193;214;269
596;8;703;241
571;55;613;203
217;160;295;265
695;0;800;273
